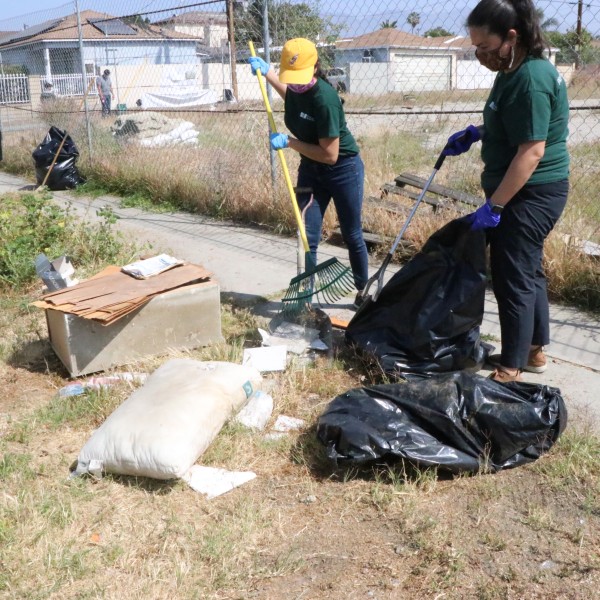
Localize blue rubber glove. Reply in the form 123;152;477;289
468;199;501;231
270;132;289;150
249;56;269;76
443;124;481;156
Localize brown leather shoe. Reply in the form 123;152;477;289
524;345;547;373
489;367;523;383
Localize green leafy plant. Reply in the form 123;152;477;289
0;192;134;290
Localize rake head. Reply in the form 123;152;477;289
281;257;355;316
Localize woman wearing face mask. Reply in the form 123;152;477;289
249;38;369;309
443;0;570;382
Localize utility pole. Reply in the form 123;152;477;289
576;0;583;69
226;0;238;99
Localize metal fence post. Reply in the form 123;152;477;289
75;0;93;162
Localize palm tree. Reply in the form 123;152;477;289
407;12;420;34
380;19;398;29
535;8;559;31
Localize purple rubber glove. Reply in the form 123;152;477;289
468;199;501;231
249;56;269;76
270;132;289;150
443;124;481;156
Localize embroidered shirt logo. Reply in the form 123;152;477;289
289;53;299;66
299;112;315;121
488;100;499;111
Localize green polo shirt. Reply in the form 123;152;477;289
284;78;359;160
481;56;570;191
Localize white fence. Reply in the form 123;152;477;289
0;74;30;104
40;74;99;98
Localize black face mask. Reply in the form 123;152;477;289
475;43;513;72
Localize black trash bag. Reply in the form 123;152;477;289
346;217;489;376
32;126;85;190
317;371;567;474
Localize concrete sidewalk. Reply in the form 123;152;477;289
2;170;599;425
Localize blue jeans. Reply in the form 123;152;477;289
296;154;369;291
101;95;111;116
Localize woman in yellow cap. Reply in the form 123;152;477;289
250;38;369;309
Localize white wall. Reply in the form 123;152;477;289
349;62;393;95
456;60;496;90
391;54;452;93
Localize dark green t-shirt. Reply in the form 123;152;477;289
481;56;570;190
284;78;359;160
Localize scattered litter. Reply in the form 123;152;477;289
539;560;558;570
121;254;185;279
58;372;147;397
35;253;77;291
310;338;329;351
272;415;305;432
242;345;287;372
182;465;256;499
234;390;274;431
111;113;201;148
260;322;320;355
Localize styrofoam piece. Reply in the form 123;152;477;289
182;465;256;499
234;391;274;431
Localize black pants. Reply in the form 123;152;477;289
486;180;568;369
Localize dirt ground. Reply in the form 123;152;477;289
1;306;599;600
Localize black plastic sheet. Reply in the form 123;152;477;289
317;372;567;474
32;126;85;190
346;217;490;375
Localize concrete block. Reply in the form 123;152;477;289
46;280;222;377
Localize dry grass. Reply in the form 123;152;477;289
1;100;599;312
1;293;599;599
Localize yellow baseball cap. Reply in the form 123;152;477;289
279;38;318;84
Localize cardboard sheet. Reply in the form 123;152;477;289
32;263;212;324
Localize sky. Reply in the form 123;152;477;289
0;0;598;37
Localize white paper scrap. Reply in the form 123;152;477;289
272;415;305;432
182;465;256;499
242;346;287;372
121;254;185;279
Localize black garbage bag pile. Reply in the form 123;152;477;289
317;371;567;474
346;217;490;376
32;126;85;190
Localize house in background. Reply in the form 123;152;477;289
154;11;228;50
0;10;226;108
334;28;562;94
334;28;482;94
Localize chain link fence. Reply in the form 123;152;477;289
0;0;599;244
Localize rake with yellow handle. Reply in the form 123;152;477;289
249;41;354;315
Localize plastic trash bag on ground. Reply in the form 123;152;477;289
346;218;490;376
317;371;567;474
32;126;85;190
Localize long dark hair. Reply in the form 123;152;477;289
315;61;345;104
467;0;548;58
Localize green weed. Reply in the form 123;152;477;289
0;192;136;291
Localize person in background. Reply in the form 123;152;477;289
249;38;369;309
443;0;570;382
97;69;114;118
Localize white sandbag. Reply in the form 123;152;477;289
74;359;262;480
